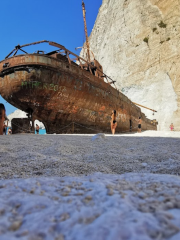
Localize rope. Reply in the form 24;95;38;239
10;121;73;134
73;122;138;134
10;120;139;134
120;126;138;133
11;121;34;133
73;122;99;132
54;122;73;131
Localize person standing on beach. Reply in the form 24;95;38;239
135;117;142;133
138;117;142;133
0;104;6;135
110;110;117;135
169;123;174;131
35;124;40;134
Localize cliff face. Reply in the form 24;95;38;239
83;0;180;130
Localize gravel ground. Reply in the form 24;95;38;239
0;173;180;240
0;131;180;179
0;131;180;240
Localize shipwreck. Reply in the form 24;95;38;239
0;40;157;134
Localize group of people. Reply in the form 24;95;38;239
110;109;142;135
1;103;176;135
110;110;175;134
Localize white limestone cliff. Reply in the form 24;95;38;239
81;0;180;130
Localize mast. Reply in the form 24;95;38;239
82;0;91;63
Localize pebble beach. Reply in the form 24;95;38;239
0;131;180;240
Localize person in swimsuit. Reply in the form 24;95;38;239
0;104;6;135
138;117;142;133
35;124;40;134
110;110;117;135
169;123;174;131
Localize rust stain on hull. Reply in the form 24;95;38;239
0;41;157;134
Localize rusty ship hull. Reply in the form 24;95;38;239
0;41;157;134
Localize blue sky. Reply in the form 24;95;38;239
0;0;102;115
